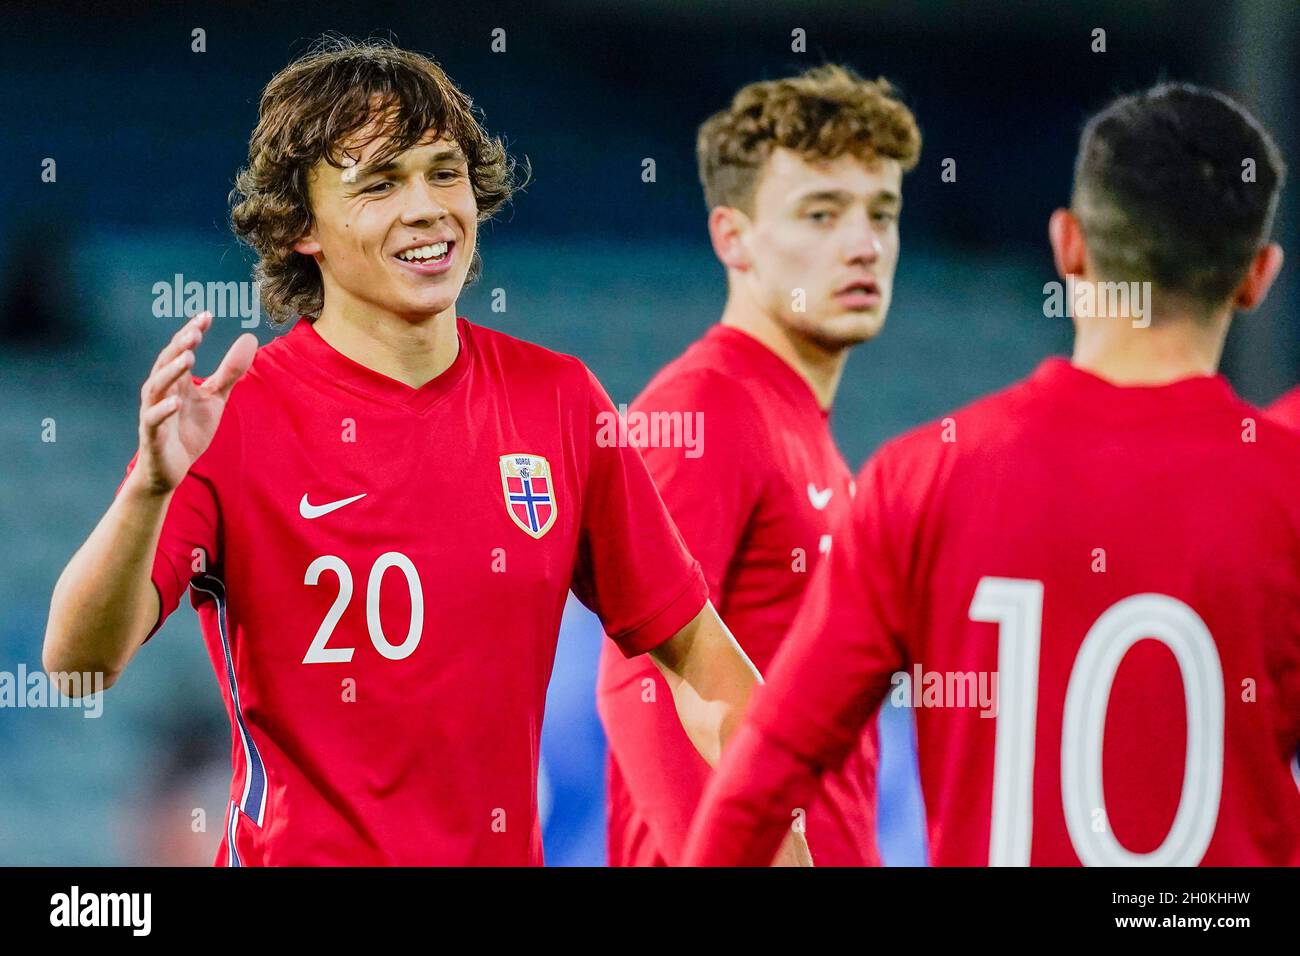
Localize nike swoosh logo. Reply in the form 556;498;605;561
807;484;833;510
299;493;367;519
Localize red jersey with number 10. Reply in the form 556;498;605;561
685;358;1300;867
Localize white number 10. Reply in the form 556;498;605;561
969;577;1224;866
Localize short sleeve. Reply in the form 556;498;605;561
116;392;239;642
630;370;768;601
570;367;709;657
747;451;912;771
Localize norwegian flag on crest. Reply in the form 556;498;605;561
499;454;557;538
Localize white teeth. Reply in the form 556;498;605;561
398;242;449;262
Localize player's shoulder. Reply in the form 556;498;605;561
635;357;764;417
1198;382;1300;472
633;325;778;418
461;317;593;390
1266;384;1300;430
871;373;1038;473
228;321;297;392
1270;383;1300;411
1250;399;1300;463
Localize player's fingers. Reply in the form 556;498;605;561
141;349;195;407
141;393;181;431
150;327;199;376
199;333;258;400
151;312;211;375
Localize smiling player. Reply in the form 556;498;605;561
41;37;802;866
597;66;921;866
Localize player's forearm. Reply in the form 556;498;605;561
682;721;821;866
666;655;755;768
44;469;170;688
651;604;762;767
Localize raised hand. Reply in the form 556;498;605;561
135;312;258;495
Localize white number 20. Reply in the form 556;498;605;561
970;577;1224;866
302;552;424;664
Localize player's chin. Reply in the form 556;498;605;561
385;290;460;322
806;310;883;349
390;276;467;316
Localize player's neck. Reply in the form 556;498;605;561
719;300;847;411
312;298;460;390
1071;312;1230;386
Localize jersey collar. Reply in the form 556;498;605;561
1029;356;1237;417
284;315;474;414
706;324;833;421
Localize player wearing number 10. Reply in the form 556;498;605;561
684;83;1300;866
41;38;802;866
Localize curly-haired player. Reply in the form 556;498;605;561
597;65;921;866
42;37;804;867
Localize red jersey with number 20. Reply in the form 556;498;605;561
122;316;708;866
685;358;1300;866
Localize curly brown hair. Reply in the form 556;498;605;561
697;64;922;213
230;36;523;326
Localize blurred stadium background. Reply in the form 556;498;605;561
1;0;1296;865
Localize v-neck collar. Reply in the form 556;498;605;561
284;315;474;414
706;324;833;421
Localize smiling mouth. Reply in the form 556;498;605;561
395;241;452;264
392;240;457;276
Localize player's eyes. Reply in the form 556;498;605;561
432;169;464;183
873;211;898;224
365;181;393;194
807;210;836;224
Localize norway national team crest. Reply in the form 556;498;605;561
499;454;558;539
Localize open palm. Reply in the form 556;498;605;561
137;312;258;494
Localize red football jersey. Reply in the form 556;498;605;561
597;324;878;866
122;316;708;866
685;358;1300;866
1268;385;1300;430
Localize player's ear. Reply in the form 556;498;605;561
708;205;752;272
293;165;324;256
1048;208;1087;280
293;228;322;257
1232;242;1284;312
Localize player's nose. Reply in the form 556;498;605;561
844;225;883;266
398;176;449;227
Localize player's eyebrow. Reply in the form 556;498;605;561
353;147;468;181
792;188;902;209
795;189;854;206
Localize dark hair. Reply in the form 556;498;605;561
230;36;523;325
697;64;921;214
1072;82;1285;310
